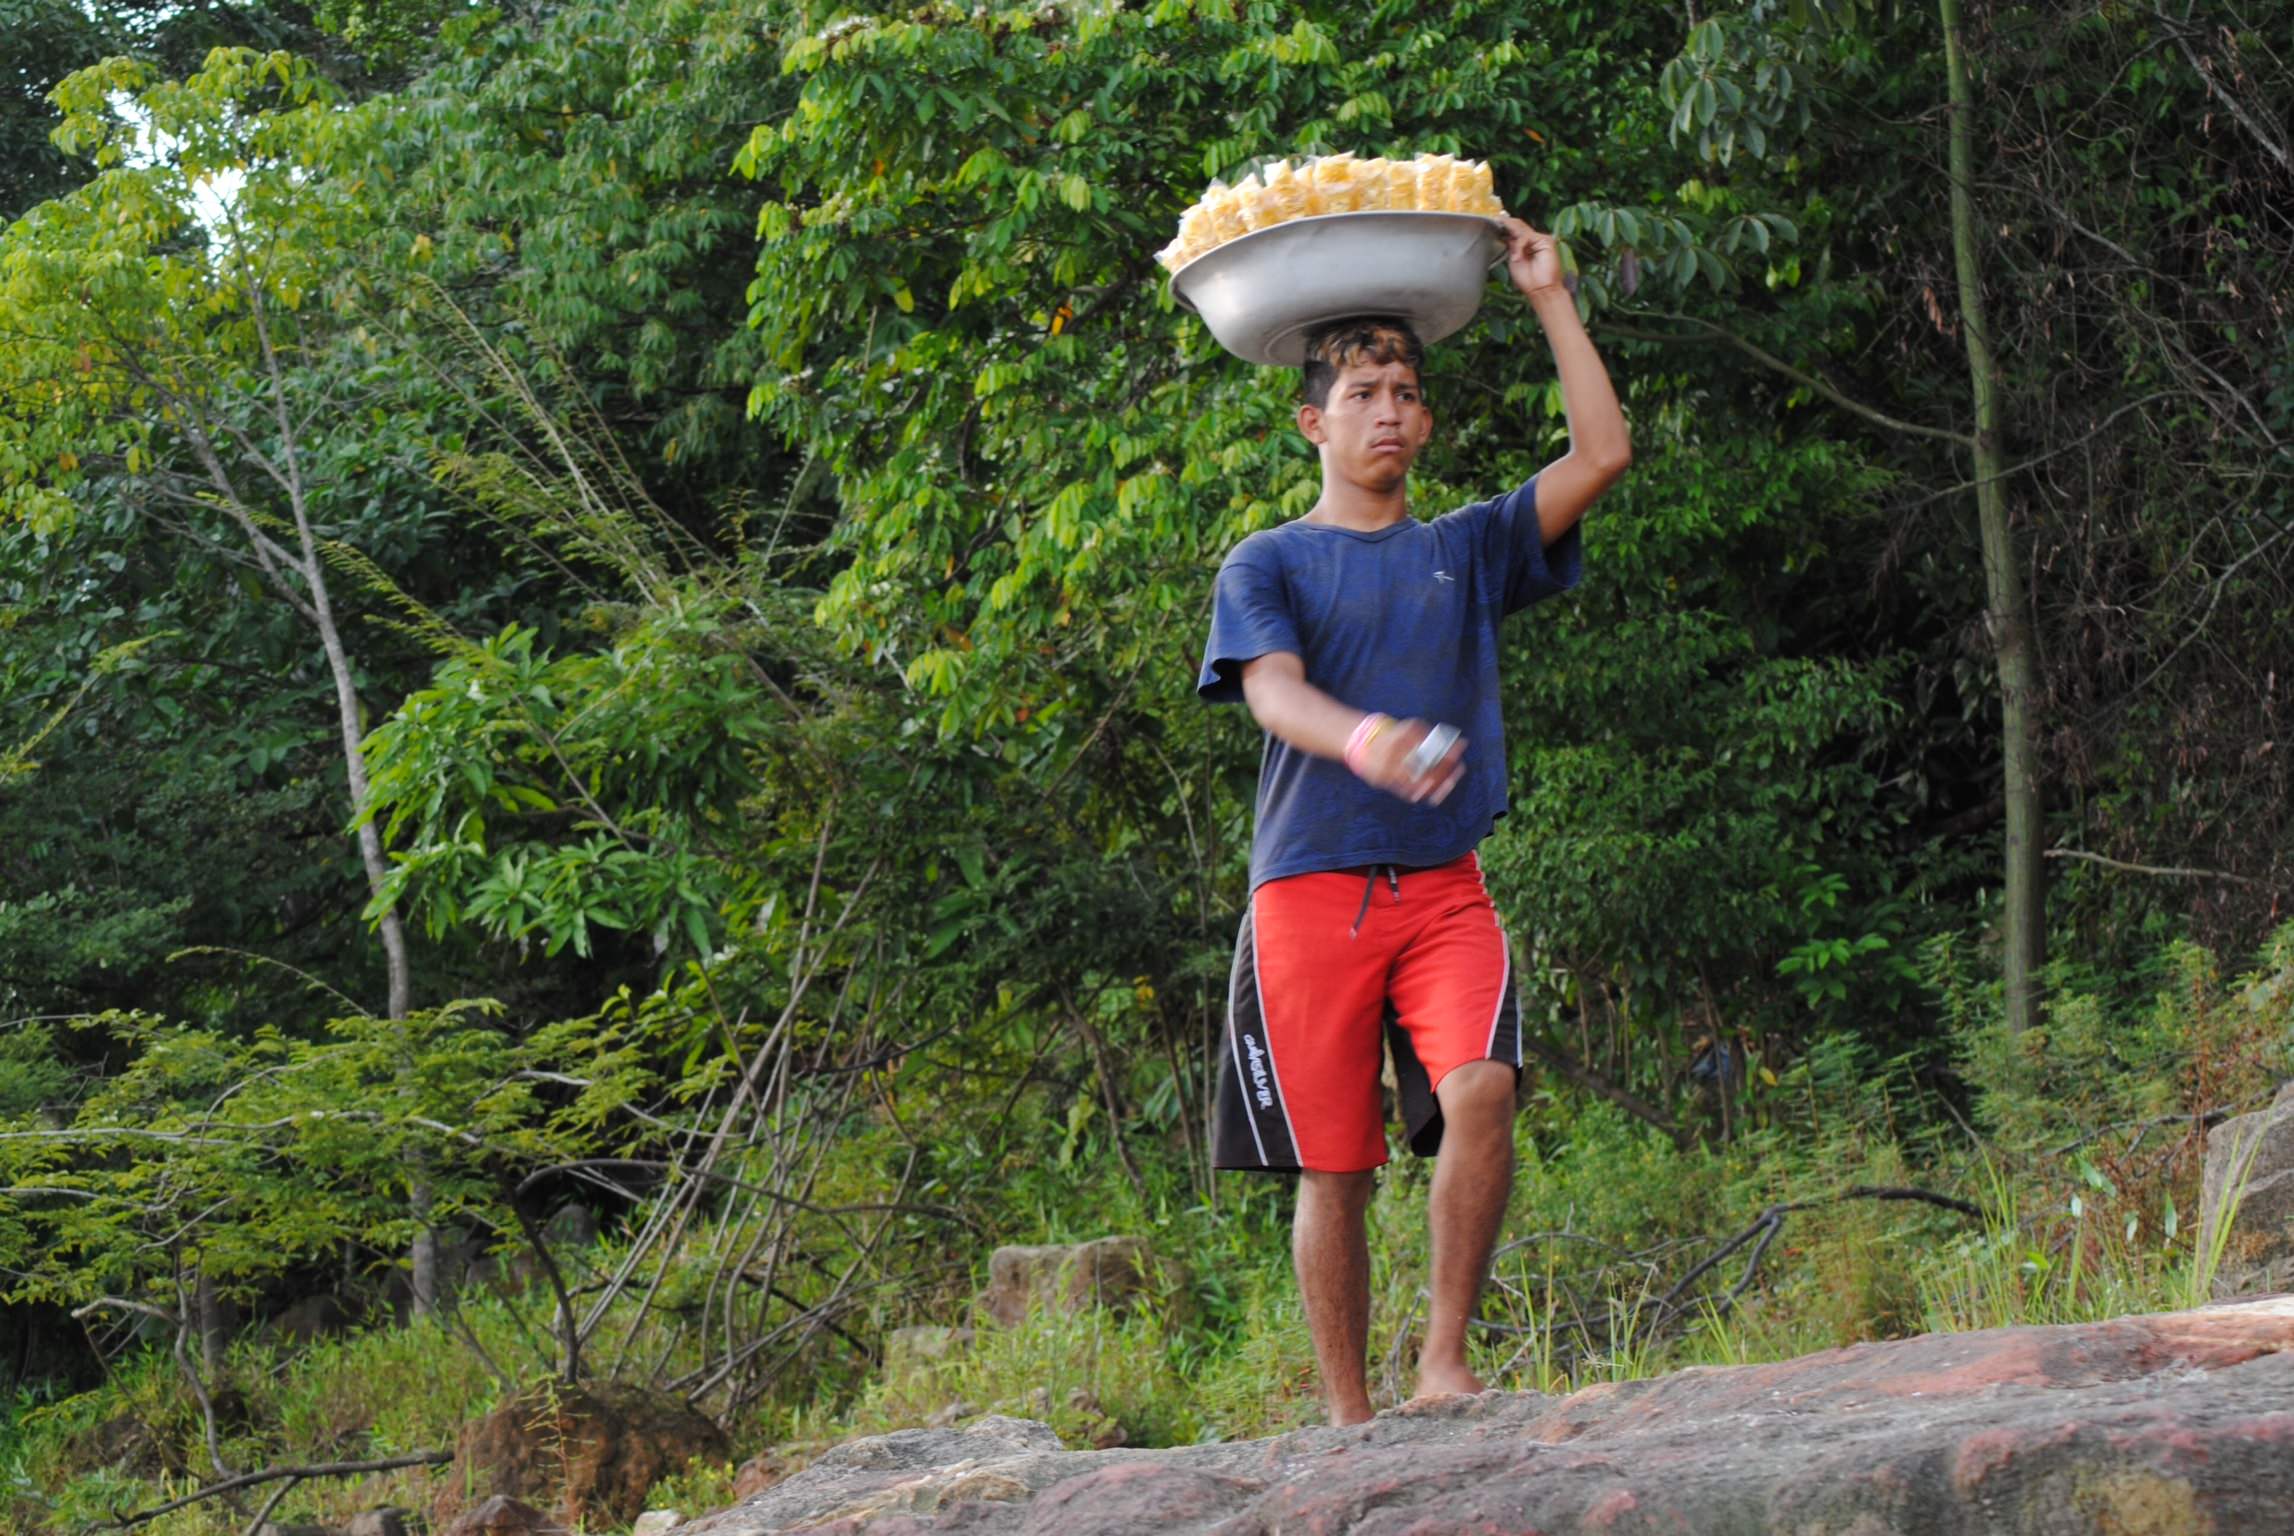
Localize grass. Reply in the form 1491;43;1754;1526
1916;1183;2219;1336
9;1310;527;1535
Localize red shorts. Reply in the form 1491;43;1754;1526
1214;851;1521;1172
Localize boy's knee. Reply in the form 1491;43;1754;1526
1434;1060;1518;1125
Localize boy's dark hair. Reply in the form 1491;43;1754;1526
1301;317;1426;410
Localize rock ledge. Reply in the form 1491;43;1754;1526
679;1294;2294;1535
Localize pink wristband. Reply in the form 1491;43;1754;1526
1344;713;1391;778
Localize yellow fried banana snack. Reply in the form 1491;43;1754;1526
1167;202;1216;268
1232;173;1276;230
1355;157;1393;211
1259;160;1308;222
1157;151;1509;272
1382;156;1423;210
1203;181;1248;241
1457;159;1502;216
1414;153;1460;211
1310;152;1365;213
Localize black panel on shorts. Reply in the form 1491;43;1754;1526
1213;903;1301;1171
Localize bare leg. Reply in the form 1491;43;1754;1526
1294;1167;1378;1426
1417;1060;1516;1398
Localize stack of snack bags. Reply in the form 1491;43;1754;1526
1156;152;1505;273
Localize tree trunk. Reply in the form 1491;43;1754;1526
242;276;436;1312
297;501;440;1317
1940;0;2045;1031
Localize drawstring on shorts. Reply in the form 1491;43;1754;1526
1348;864;1403;939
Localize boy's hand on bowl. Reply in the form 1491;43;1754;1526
1499;217;1569;302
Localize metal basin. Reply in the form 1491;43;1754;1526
1169;211;1509;367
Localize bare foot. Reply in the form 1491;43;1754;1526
1327;1395;1376;1427
1411;1362;1486;1401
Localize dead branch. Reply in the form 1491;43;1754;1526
240;1476;298;1536
1652;1187;1982;1320
103;1451;451;1530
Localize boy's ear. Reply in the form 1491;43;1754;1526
1297;403;1327;445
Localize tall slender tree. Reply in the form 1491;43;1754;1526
1936;0;2043;1031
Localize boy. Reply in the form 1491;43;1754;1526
1196;218;1630;1426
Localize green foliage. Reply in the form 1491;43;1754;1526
361;613;774;961
1916;921;2294;1329
352;0;799;494
0;0;335;223
0;46;343;533
11;925;2288;1531
1487;431;1917;1034
846;1305;1203;1448
1915;1163;2182;1335
1938;922;2294;1163
0;600;345;1018
306;0;477;76
0;1001;656;1341
12;1305;521;1531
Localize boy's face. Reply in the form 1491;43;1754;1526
1299;358;1433;492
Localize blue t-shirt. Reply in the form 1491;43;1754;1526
1197;476;1582;888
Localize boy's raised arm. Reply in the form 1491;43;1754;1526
1498;217;1631;544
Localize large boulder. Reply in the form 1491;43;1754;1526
435;1383;729;1531
2202;1081;2294;1298
978;1238;1178;1330
695;1418;1062;1531
674;1295;2294;1534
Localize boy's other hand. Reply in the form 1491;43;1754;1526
1363;718;1468;805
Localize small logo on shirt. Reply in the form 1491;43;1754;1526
1432;569;1455;583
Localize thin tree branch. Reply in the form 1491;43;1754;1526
2044;847;2273;887
1888;392;2181;512
1607;313;1975;446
